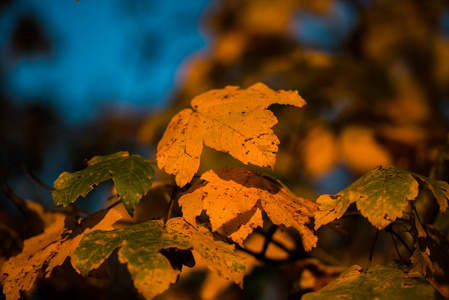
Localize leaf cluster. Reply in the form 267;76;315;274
2;83;449;299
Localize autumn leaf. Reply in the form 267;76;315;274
178;166;318;251
408;242;434;278
156;83;306;187
73;217;246;300
407;222;449;278
52;151;154;216
412;173;449;213
302;264;445;300
315;166;449;230
1;208;122;300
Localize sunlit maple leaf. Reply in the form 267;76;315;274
302;264;444;300
52;151;154;216
314;166;449;230
1;208;121;300
178;166;318;251
156;83;306;187
73;217;246;300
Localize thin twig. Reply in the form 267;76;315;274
260;225;278;257
164;185;181;223
2;164;33;217
234;243;293;265
104;199;122;210
20;163;54;191
254;227;293;255
390;231;404;263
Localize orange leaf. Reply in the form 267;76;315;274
179;167;318;251
157;83;306;187
1;208;121;300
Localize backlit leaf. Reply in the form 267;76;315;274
178;166;318;251
1;208;121;300
156;83;306;187
73;217;246;300
302;264;444;300
52;151;154;216
315;166;449;230
315;166;418;230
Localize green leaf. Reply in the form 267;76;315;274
315;166;449;230
72;217;246;299
302;264;445;300
315;166;419;230
52;151;154;216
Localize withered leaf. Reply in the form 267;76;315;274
408;242;434;278
73;217;246;300
156;83;306;187
407;222;449;278
1;208;121;300
178;166;318;251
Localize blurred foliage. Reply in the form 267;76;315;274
138;0;449;298
2;0;449;299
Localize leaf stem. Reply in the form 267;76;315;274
385;225;413;255
104;199;122;211
164;185;181;223
366;229;380;271
390;232;403;262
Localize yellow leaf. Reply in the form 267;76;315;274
1;208;121;300
178;166;318;251
157;83;306;187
